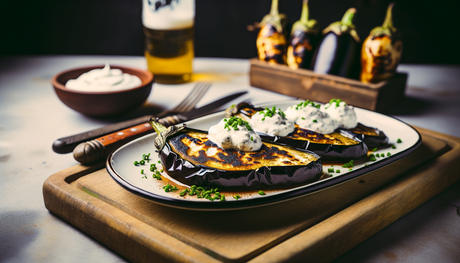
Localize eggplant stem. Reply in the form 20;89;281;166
149;117;168;135
300;0;309;24
270;0;279;15
382;2;395;29
341;8;356;26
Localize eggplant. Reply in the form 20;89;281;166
286;0;320;69
342;123;389;148
150;118;323;190
226;102;368;162
256;0;288;65
310;8;361;79
360;3;403;83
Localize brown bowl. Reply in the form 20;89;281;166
52;65;154;117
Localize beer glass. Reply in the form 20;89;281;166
142;0;195;84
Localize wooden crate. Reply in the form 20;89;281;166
249;58;408;112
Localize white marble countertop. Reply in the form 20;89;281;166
0;56;459;262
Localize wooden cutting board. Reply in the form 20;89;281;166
43;127;460;263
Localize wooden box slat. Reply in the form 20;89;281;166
43;127;460;262
249;58;408;112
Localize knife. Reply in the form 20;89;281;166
53;91;247;154
71;91;247;164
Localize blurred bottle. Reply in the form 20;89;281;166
142;0;195;84
287;0;320;70
310;8;361;79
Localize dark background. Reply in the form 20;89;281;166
1;0;459;64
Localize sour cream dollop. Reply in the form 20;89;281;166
208;117;262;151
65;64;142;92
320;99;358;129
285;101;339;134
251;107;295;136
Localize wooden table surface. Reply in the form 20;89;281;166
1;56;459;262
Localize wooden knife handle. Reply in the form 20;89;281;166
73;115;182;164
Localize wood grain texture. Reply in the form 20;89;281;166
43;127;459;263
43;163;220;263
249;58;407;112
249;127;460;263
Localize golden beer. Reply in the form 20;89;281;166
142;0;195;84
144;26;194;84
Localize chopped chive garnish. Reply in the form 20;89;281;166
336;169;340;173
140;160;145;165
179;189;189;196
233;195;241;200
258;190;265;195
325;98;344;109
387;152;391;156
369;154;376;161
372;147;378;152
312;119;317;123
391;145;396;149
134;161;139;166
296;100;320;110
397;138;402;143
327;168;334;173
224;116;253;131
342;160;354;168
163;184;171;192
140;169;144;174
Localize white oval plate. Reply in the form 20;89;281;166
107;100;421;211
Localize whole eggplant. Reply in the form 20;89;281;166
360;3;403;83
310;8;361;79
286;0;320;69
256;0;288;65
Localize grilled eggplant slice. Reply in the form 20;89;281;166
150;118;322;190
226;102;370;162
342;123;389;148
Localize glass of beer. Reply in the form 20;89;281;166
142;0;195;84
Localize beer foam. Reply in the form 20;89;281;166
143;0;194;30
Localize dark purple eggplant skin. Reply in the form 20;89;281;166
340;123;389;148
289;29;320;69
310;32;361;79
230;103;368;162
159;129;323;190
362;131;389;148
258;130;367;162
231;102;386;153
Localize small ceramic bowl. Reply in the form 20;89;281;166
52;65;154;117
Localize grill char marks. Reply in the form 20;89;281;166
167;131;312;171
287;126;358;145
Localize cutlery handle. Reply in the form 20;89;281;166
53;115;153;154
73;115;182;164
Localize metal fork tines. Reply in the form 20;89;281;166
156;82;211;118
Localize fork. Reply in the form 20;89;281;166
52;82;211;154
156;82;211;118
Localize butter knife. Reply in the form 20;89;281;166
72;91;247;164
